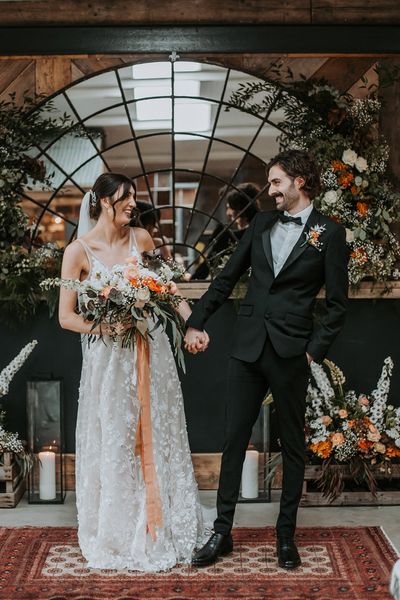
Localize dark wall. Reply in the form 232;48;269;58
1;299;400;453
0;307;81;453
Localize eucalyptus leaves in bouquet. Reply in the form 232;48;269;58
42;253;188;371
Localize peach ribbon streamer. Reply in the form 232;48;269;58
134;333;163;542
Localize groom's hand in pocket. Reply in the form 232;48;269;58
184;327;209;354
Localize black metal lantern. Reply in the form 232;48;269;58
238;398;271;503
26;376;65;503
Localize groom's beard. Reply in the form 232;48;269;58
271;188;300;212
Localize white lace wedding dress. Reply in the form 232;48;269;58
75;232;204;572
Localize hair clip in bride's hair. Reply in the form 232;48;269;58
89;189;97;208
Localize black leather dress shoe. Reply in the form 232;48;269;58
276;537;301;569
192;532;233;567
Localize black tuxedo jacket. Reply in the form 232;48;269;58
186;208;348;363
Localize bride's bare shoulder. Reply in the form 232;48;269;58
63;239;87;263
132;227;154;250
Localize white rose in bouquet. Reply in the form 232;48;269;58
323;190;338;205
137;286;151;303
355;156;368;173
345;228;355;243
342;149;357;166
134;286;151;309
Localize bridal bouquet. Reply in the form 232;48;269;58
306;357;400;499
41;254;187;370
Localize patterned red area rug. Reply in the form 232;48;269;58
0;526;397;599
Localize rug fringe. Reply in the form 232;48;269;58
380;526;400;557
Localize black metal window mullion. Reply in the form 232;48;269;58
62;91;112;173
191;89;283;257
183;67;231;245
114;69;167;246
29;147;89;243
170;54;176;259
27;60;291;272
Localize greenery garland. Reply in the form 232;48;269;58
0;95;70;326
230;66;400;286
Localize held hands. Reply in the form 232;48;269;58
184;327;210;354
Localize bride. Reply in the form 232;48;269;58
58;172;207;571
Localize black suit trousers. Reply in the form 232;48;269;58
214;334;309;538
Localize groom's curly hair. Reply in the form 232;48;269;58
266;150;321;200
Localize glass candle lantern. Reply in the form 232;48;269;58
26;377;65;504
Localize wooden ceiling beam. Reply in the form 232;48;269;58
0;1;310;26
310;57;377;92
312;0;400;24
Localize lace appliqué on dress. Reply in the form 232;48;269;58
75;233;205;571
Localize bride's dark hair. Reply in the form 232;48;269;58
90;173;137;221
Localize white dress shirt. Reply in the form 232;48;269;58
270;204;313;276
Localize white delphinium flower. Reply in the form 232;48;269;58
308;419;329;444
306;384;324;417
369;357;394;429
386;428;400;441
0;340;38;397
310;362;335;411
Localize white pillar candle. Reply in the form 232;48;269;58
241;450;259;499
38;451;56;500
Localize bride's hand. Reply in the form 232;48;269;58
103;320;132;336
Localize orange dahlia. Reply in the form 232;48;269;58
143;277;162;293
358;439;373;451
332;160;346;172
338;172;354;188
356;202;368;216
309;440;333;459
351;248;368;264
386;446;400;458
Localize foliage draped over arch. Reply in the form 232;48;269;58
230;65;400;285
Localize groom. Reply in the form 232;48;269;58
185;149;348;569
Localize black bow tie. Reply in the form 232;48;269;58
278;213;302;226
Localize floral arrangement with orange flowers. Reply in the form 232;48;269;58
230;68;400;286
306;357;400;500
1;341;38;475
41;253;186;370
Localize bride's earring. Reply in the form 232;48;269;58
103;202;112;217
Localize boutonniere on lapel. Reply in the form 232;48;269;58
300;224;326;251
